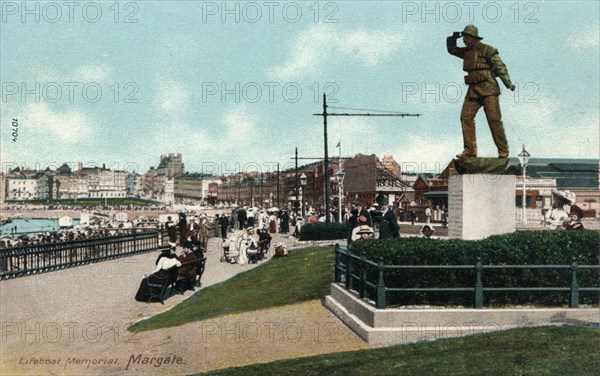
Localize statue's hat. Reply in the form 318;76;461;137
462;25;483;40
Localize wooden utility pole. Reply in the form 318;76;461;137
313;93;421;223
276;163;280;208
323;94;330;222
295;147;299;214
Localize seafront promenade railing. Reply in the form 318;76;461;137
0;230;168;280
334;244;600;309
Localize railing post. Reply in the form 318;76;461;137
359;252;366;299
376;258;386;309
334;244;340;283
23;248;28;274
570;257;579;308
8;250;14;278
347;252;354;291
475;258;483;309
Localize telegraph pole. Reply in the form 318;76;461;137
260;173;263;207
323;94;330;222
313;93;421;223
276;163;280;208
295;147;299;214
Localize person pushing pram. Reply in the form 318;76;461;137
222;226;259;265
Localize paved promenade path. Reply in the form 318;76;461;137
0;235;369;375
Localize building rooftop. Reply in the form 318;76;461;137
505;158;598;190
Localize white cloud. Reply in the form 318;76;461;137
270;25;335;79
74;65;112;83
568;27;600;51
270;25;407;79
132;105;259;171
23;63;112;84
129;124;213;171
340;29;404;67
504;99;556;131
157;81;190;113
222;108;256;142
392;136;458;174
0;105;101;171
529;112;599;159
502;92;599;159
21;103;91;143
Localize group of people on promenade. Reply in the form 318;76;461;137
341;196;444;243
165;213;213;250
222;225;282;265
346;198;401;244
234;207;292;235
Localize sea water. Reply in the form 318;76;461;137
0;218;81;236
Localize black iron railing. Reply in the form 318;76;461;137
334;244;600;309
0;230;167;280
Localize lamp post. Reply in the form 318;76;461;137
335;169;345;223
517;145;531;224
294;147;299;216
299;173;307;217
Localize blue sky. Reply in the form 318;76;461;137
1;1;598;175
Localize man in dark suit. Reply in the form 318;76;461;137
218;213;229;239
379;203;400;239
237;208;247;230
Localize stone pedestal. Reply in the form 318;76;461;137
448;174;515;240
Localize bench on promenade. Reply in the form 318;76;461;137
171;257;207;294
145;267;179;304
144;257;207;304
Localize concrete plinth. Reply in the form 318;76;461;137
325;283;600;345
448;174;515;240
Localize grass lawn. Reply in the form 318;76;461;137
199;325;600;375
128;246;335;332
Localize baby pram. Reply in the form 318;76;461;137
221;239;234;263
221;231;243;264
236;232;259;265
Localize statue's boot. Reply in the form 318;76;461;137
456;151;477;159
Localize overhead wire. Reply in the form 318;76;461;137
327;106;417;115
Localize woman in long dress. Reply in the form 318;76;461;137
237;227;258;265
269;213;277;233
178;213;188;246
166;216;177;245
135;246;181;302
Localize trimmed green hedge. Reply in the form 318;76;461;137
350;231;600;307
299;223;348;241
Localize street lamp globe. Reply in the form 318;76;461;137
517;145;530;167
335;169;345;184
300;173;307;186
